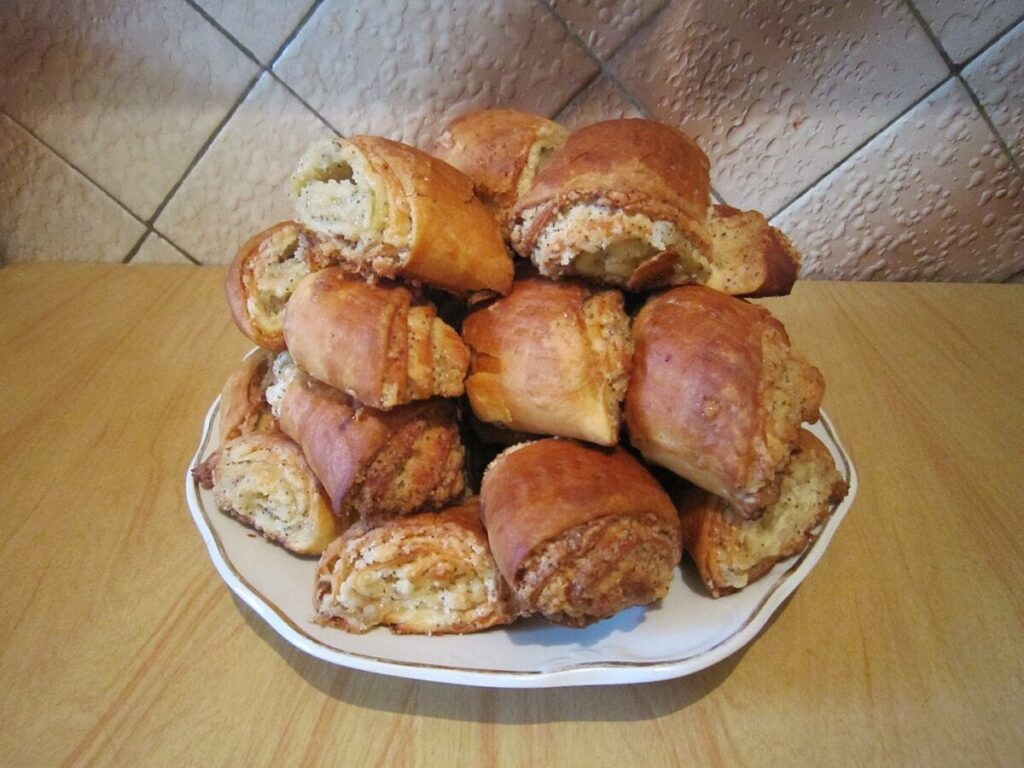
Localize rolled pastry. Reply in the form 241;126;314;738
290;136;513;296
196;432;342;555
508;119;799;295
480;439;682;627
270;357;467;526
678;429;848;597
462;276;632;446
283;267;469;410
508;119;713;290
314;498;518;634
218;350;277;441
225;222;320;351
431;109;568;219
625;286;824;515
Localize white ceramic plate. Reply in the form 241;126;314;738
185;398;857;688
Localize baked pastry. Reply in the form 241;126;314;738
480;439;682;627
196;431;342;555
283;267;469;410
290;136;513;296
507;119;712;290
462;276;632;446
269;356;466;526
707;204;800;297
507;119;799;295
225;222;320;351
625;286;824;515
218;350;276;441
314;498;518;634
431;109;568;219
677;429;848;597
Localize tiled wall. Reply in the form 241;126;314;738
2;0;1022;280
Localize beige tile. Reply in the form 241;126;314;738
0;115;145;264
772;79;1024;282
155;73;335;265
963;21;1024;164
558;75;643;131
194;0;316;64
132;233;194;265
274;0;598;148
0;0;259;220
550;0;666;59
610;0;947;215
915;0;1023;63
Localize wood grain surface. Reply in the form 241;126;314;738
0;264;1021;767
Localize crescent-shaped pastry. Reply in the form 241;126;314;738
462;276;632;446
624;286;824;515
290;136;513;296
196;431;342;555
677;429;848;597
269;356;466;526
283;267;469;410
314;498;518;634
479;439;681;627
508;119;799;295
217;350;276;441
431;109;568;219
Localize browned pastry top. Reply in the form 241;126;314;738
479;439;678;582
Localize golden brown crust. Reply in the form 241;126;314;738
625;286;824;515
225;222;308;351
706;204;800;297
293;136;513;296
218;350;276;441
507;119;712;289
313;498;518;634
479;439;682;625
431;109;568;218
462;277;632;446
677;430;848;597
277;372;466;524
206;431;342;555
283;268;469;410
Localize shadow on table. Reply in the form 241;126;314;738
232;593;794;724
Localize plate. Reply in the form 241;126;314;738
185;397;857;688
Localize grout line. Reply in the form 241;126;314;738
956;74;1024;178
1;109;149;229
120;231;152;264
903;0;958;70
269;72;341;135
957;10;1024;70
769;75;955;221
269;0;328;70
183;0;264;69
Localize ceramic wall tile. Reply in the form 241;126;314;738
0;115;145;264
194;0;317;64
274;0;598;148
610;0;947;215
963;21;1024;164
557;75;643;131
155;73;335;265
773;79;1023;282
132;233;194;265
914;0;1024;63
0;0;259;219
550;0;666;59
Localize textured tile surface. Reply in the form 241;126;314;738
914;0;1024;63
773;79;1024;282
156;74;335;265
274;0;598;148
132;233;194;265
195;0;316;63
611;0;947;215
558;75;643;131
0;115;145;264
963;21;1024;164
0;0;259;219
550;0;665;58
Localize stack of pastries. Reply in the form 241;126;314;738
194;110;848;635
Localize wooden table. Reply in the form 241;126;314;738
1;264;1021;766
